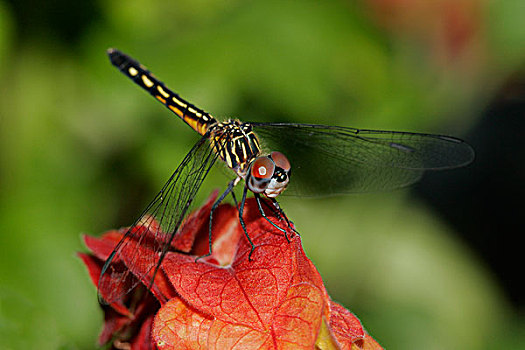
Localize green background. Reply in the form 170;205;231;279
0;0;523;349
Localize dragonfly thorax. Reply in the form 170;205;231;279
210;120;261;175
211;120;291;198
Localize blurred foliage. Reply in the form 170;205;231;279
0;0;524;349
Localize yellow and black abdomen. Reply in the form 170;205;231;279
107;48;217;136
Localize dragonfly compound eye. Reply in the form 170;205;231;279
270;151;291;172
261;152;291;198
247;156;275;193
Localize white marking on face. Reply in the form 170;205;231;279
264;175;289;198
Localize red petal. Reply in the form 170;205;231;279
162;222;297;330
153;298;212;350
77;252;131;316
128;314;156;350
207;319;271;349
329;301;366;349
270;283;325;348
172;190;219;253
118;233;173;304
205;283;325;350
351;334;384;350
98;306;131;345
97;192;220;305
155;198;330;348
291;235;331;318
99;292;159;348
152;268;178;303
82;231;124;261
77;252;102;285
190;204;242;265
83;191;383;349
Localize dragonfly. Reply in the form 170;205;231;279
98;48;474;304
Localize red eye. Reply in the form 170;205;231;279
270;151;290;171
251;157;275;179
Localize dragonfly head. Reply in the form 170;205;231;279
247;151;291;198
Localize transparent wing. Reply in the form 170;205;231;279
98;133;220;304
251;123;474;196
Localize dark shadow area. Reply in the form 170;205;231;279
415;73;525;308
5;0;101;45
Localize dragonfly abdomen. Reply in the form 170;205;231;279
107;48;217;136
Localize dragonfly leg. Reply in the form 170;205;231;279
195;178;236;262
238;185;256;261
268;197;299;239
230;185;239;208
258;196;282;219
254;194;289;242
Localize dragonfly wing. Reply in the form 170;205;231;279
97;133;219;304
251;123;474;196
